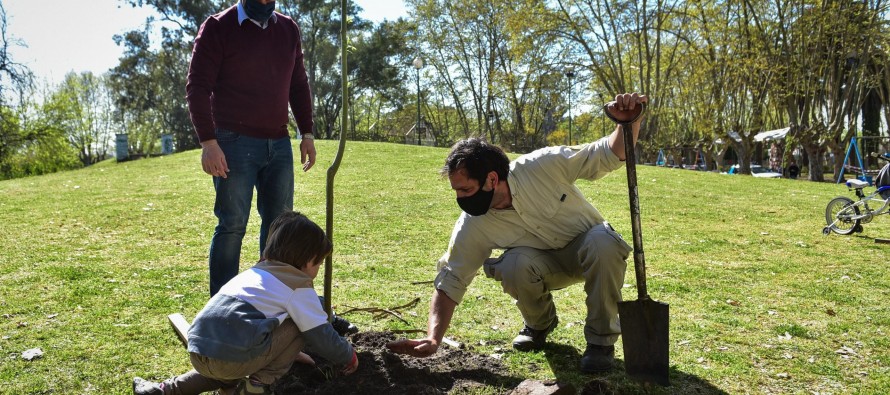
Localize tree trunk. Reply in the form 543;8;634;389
804;142;825;182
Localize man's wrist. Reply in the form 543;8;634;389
301;133;314;140
200;139;219;148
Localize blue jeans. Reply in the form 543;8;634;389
209;129;294;296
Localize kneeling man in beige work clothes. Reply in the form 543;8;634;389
389;93;648;373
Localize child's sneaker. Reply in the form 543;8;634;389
233;378;272;395
132;377;165;395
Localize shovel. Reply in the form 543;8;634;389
604;101;670;386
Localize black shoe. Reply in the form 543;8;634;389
580;344;615;373
331;315;358;336
318;296;359;336
133;377;164;395
512;317;558;351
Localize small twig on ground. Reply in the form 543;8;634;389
339;298;422;326
388;297;421;311
411;280;434;285
339;306;409;325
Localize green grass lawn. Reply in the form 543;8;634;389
1;140;888;394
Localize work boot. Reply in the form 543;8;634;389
331;315;359;336
580;344;615;373
512;317;558;352
132;377;165;395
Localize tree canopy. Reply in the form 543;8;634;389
1;0;888;181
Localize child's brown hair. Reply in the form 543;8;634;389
262;211;332;269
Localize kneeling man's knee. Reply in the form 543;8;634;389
484;247;550;295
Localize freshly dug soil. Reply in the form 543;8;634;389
272;331;521;394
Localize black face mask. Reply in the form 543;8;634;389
456;180;495;216
243;0;275;24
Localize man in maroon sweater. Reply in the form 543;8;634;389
186;0;316;297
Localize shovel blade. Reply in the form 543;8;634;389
618;298;670;386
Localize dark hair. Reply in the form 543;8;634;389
262;211;332;269
440;138;510;185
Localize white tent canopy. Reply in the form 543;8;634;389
714;130;742;145
754;127;790;142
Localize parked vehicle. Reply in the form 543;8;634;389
726;165;782;178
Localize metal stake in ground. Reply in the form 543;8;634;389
603;101;670;386
323;0;350;319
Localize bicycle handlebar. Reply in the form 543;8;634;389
869;152;890;162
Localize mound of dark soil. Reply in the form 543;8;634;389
272;331;521;395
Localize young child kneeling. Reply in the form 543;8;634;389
133;211;358;395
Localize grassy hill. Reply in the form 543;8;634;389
1;140;888;394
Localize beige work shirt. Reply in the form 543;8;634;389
435;137;625;304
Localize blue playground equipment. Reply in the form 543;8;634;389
836;137;877;185
656;149;666;166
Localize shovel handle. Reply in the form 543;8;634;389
605;101;649;300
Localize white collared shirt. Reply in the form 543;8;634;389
236;1;278;29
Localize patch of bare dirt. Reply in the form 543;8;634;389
273;331;522;394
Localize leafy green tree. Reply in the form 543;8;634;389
0;1;36;177
349;19;413;140
0;3;77;179
0;93;79;179
42;72;114;166
543;0;692;148
108;27;162;155
758;0;888;181
152;26;196;151
277;0;372;139
0;104;23;177
410;0;570;149
124;0;216;37
110;11;196;153
86;0;886;182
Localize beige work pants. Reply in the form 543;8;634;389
483;222;630;346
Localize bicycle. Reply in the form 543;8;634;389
823;152;890;236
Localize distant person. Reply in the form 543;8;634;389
388;93;646;374
769;143;781;172
788;161;800;179
187;0;317;296
133;212;358;395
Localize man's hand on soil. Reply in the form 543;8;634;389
385;338;438;358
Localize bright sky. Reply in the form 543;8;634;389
3;0;407;85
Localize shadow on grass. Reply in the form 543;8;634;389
544;343;729;395
852;234;890;243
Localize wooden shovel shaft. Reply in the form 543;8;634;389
622;122;648;301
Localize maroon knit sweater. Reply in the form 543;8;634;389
186;5;313;142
